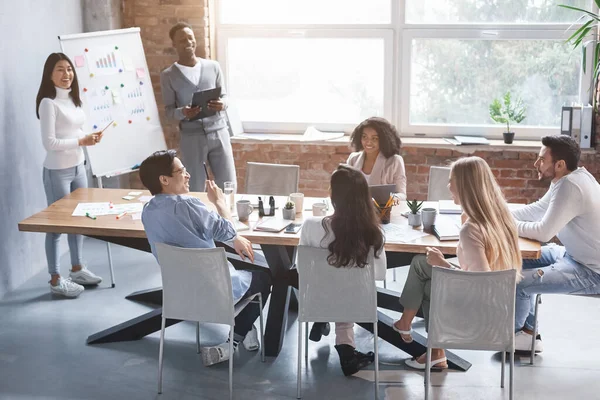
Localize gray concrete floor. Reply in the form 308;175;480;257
0;238;599;400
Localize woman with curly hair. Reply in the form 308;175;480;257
347;117;407;202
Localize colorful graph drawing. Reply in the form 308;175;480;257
85;88;114;126
85;45;124;76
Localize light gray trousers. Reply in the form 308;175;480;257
399;254;433;331
43;163;87;275
179;127;237;192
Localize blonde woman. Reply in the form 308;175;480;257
393;156;522;369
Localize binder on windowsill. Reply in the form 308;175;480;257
561;106;572;137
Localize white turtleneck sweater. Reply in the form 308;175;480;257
512;167;600;274
39;87;86;170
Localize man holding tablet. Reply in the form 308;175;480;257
160;22;236;191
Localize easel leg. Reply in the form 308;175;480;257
97;176;116;288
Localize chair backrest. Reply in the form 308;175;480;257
296;246;377;323
428;267;517;352
155;243;234;325
245;162;300;196
427;166;452;201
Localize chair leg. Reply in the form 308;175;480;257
383;279;387;289
229;328;234;400
258;294;265;362
196;322;200;354
158;317;166;394
531;294;541;365
393;268;397;282
425;346;432;400
304;323;308;362
509;350;515;400
501;350;505;388
374;322;379;400
297;321;302;399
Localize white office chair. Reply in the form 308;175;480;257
245;162;300;196
296;246;379;399
155;244;265;400
426;267;517;400
529;292;600;364
427;166;452;201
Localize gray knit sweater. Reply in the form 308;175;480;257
160;58;228;133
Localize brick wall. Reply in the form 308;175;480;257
122;0;600;201
231;143;600;202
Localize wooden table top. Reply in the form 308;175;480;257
18;188;541;258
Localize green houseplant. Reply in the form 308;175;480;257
559;2;600;108
406;199;423;227
282;200;295;220
489;91;527;144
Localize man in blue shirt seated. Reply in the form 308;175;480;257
139;150;271;366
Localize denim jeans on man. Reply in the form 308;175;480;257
515;243;600;331
43;163;87;275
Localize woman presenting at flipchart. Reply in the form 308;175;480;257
36;52;104;298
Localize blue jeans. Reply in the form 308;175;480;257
515;243;600;331
43;163;88;276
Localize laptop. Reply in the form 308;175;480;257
369;184;396;206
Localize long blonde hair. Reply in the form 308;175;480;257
451;157;522;279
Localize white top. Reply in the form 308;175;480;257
512;167;600;273
175;61;202;86
39;87;85;170
362;172;371;181
299;216;386;280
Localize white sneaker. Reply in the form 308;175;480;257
242;325;260;351
70;267;102;285
50;278;84;298
514;330;544;353
201;342;233;366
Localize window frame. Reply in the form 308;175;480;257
215;1;595;139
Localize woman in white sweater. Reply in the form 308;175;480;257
35;53;104;298
299;165;386;376
393;156;522;369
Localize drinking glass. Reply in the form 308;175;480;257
224;181;236;211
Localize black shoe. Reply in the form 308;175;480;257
309;322;331;342
334;344;375;376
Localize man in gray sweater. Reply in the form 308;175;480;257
160;22;236;191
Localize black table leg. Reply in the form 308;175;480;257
86;308;181;344
260;244;296;357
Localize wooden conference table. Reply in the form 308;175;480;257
19;188;540;371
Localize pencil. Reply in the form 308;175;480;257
116;211;127;219
384;194;394;209
203;162;209;179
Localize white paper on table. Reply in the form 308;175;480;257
72;202;144;216
131;212;142;220
382;223;430;243
138;195;154;203
128;191;143;196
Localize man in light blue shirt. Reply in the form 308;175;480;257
139;150;271;366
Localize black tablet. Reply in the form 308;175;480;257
189;87;222;120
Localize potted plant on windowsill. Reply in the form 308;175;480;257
489;91;527;144
406;199;423;227
282;200;296;220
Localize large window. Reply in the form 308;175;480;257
216;1;594;139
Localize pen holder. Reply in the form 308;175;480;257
375;205;392;224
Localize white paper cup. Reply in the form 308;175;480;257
289;193;304;213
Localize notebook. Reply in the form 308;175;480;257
233;218;250;232
253;217;292;233
438;200;462;214
432;215;461;241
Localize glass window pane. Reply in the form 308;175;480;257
221;0;391;24
227;38;385;124
409;39;581;127
406;0;590;24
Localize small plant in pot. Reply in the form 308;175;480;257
282;200;296;220
489;91;526;144
406;199;424;227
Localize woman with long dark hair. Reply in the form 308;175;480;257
299;165;386;376
36;53;104;298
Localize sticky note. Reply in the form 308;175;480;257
74;55;85;67
111;89;122;105
136;68;146;78
122;195;135;201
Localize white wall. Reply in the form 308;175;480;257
0;0;84;297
